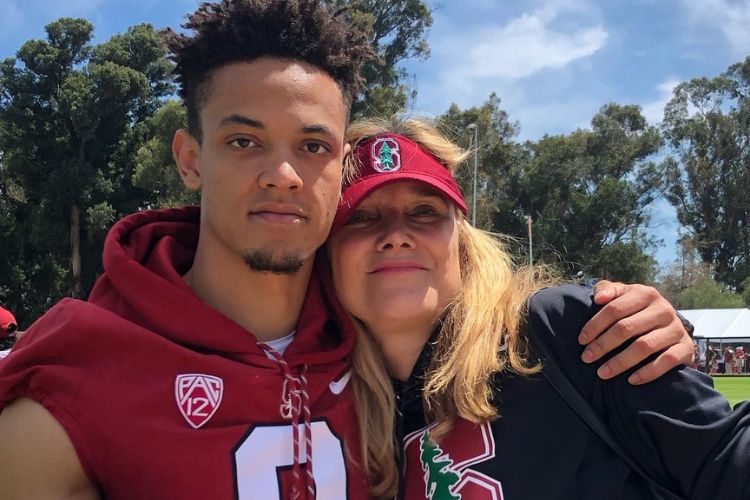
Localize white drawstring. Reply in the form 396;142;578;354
259;344;316;499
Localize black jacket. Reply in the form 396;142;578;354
395;285;750;500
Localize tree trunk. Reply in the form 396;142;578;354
70;204;82;297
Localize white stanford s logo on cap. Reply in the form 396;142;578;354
175;374;224;429
371;137;401;172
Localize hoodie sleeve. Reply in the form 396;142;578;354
0;300;98;486
528;284;750;500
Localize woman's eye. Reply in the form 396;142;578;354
346;211;377;225
411;205;440;217
304;142;330;154
228;137;256;149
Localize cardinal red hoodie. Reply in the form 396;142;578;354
0;206;369;500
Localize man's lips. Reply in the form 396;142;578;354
369;261;428;274
249;203;306;224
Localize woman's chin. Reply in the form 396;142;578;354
360;301;441;331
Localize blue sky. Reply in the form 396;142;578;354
1;0;748;274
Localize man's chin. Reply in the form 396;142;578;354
242;250;306;275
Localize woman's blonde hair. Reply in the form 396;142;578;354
343;116;557;498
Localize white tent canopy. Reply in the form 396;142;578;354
679;308;750;340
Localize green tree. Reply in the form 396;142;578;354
441;99;661;282
327;0;432;117
678;279;745;309
742;277;750;306
661;57;750;289
132;100;198;208
438;93;521;233
419;431;460;500
658;235;715;305
514;104;662;282
0;137;68;326
0;19;173;304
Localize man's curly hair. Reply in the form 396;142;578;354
164;0;375;141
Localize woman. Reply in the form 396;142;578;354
327;118;749;499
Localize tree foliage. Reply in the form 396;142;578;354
516;104;662;282
132;100;198;208
438;93;520;234
742;277;750;306
326;0;432;117
677;279;745;309
440;98;661;282
0;19;172;322
661;56;750;289
657;235;716;304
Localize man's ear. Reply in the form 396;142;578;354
173;129;202;191
340;142;353;185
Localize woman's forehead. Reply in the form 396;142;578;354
364;180;448;202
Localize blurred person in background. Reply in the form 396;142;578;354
0;306;17;354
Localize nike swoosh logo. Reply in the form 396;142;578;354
329;370;352;395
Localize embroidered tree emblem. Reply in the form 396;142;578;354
420;431;461;500
379;142;395;170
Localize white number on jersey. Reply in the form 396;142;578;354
233;420;347;499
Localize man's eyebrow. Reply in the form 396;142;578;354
216;117;336;138
301;124;336;138
219;114;264;129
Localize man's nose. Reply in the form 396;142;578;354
258;154;303;191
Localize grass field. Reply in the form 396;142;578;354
712;377;750;407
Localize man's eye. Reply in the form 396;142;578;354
228;138;256;149
304;142;330;154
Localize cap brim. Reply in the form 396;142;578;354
332;172;468;232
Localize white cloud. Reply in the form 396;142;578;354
681;0;750;54
433;6;608;87
412;1;609;139
465;17;607;80
640;78;680;125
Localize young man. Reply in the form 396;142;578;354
0;1;693;499
0;2;374;499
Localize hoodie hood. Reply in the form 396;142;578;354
88;205;355;368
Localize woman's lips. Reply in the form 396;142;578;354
369;261;427;274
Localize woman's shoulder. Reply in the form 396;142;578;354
525;284;605;386
527;284;598;337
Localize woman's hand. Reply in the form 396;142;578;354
578;281;693;385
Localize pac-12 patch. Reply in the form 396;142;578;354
175;373;224;429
